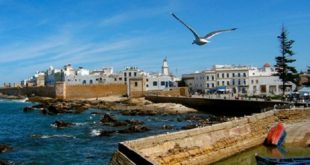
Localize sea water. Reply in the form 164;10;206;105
0;99;205;164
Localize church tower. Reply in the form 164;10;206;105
162;57;169;76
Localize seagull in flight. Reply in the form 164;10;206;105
171;13;237;46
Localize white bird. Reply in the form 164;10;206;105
171;13;237;46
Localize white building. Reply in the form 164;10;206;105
182;63;296;96
45;66;62;86
248;64;295;96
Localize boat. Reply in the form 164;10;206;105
255;155;310;165
264;122;287;146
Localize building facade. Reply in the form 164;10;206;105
182;64;296;96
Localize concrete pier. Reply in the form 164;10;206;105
110;108;310;165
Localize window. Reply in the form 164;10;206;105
114;78;117;81
222;73;224;78
232;73;235;77
129;72;132;77
217;74;219;78
232;80;235;85
119;77;122;81
256;80;259;84
207;83;209;88
238;80;241;85
227;81;230;86
124;78;127;82
212;83;214;87
90;80;93;84
134;72;137;76
134;82;138;87
222;81;225;86
217;81;219;86
227;73;229;78
153;81;158;86
146;84;149;87
124;72;127;77
161;81;165;86
243;80;246;85
243;73;246;77
146;79;149;82
238;73;241;77
83;80;86;84
206;76;209;81
212;76;214;80
251;80;254;84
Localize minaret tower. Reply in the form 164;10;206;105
162;57;169;76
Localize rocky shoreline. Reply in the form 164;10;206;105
21;96;228;132
0;93;27;100
24;96;198;116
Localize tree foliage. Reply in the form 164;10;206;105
274;26;298;95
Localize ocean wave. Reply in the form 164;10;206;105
90;129;101;137
31;134;76;139
74;122;87;126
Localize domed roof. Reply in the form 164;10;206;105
263;63;271;67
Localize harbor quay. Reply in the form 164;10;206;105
110;108;310;165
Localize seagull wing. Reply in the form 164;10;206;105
171;13;200;39
204;28;237;40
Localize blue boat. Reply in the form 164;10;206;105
255;155;310;165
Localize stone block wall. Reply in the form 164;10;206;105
145;87;189;97
110;108;310;165
64;84;127;99
0;86;56;98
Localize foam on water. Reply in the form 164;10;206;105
90;129;101;137
31;134;76;139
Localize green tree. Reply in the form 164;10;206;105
274;26;298;96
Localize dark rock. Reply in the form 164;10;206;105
0;160;13;165
161;125;174;130
181;125;198;130
73;106;87;114
118;126;150;133
90;112;105;115
32;104;45;109
100;114;117;123
0;144;11;153
52;120;74;128
41;109;47;115
124;120;144;125
47;105;60;114
23;106;34;112
112;121;128;127
99;130;115;136
121;110;157;116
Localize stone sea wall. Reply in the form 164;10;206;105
0;86;56;98
64;84;126;99
0;83;127;99
110;108;310;165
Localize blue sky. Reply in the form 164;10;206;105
0;0;310;85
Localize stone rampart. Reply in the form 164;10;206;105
0;86;56;98
64;84;127;99
110;108;310;165
145;87;189;97
0;83;127;99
